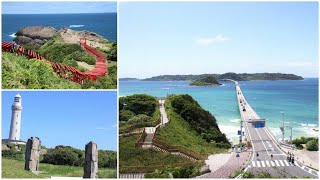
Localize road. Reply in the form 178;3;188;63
229;80;319;178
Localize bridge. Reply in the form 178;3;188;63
220;79;318;178
2;38;107;84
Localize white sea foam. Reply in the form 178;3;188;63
69;25;84;28
9;33;16;38
301;123;318;127
230;119;241;123
162;88;170;90
220;84;225;86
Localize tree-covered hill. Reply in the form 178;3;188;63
190;75;221;86
142;73;303;81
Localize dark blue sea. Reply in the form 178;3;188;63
120;78;319;142
2;13;117;42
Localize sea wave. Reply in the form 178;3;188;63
69;25;84;28
301;123;318;127
9;33;16;38
230;119;241;123
161;88;170;90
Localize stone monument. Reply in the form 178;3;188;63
25;137;41;171
83;141;98;178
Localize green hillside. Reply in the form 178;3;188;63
2;52;80;89
156;94;230;155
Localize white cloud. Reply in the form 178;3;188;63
195;34;230;46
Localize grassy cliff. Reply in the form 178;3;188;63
2;52;80;89
156;94;230;155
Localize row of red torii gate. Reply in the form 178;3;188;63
2;38;108;84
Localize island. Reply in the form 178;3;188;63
190;76;221;86
142;72;304;81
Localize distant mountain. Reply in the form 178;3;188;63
119;78;140;81
143;73;303;81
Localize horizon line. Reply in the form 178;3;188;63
2;12;117;15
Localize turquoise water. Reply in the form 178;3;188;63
119;79;319;142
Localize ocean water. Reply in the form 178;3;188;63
2;13;117;42
119;79;319;142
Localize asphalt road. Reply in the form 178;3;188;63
235;83;318;178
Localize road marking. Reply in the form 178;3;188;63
279;160;285;166
302;166;306;170
248;165;251;168
294;161;299;167
309;169;312;174
274;160;280;166
254;128;270;155
256;161;261;167
268;144;272;147
270;161;275;166
284;160;290;166
252;161;256;167
265;160;270;167
261;161;265;167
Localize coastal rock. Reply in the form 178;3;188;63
14;26;57;46
61;28;105;42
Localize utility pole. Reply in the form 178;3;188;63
280;112;285;143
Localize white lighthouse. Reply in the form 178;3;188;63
9;94;23;141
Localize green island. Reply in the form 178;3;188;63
2;26;117;89
140;72;303;81
119;94;230;178
2;143;117;178
190;76;221;86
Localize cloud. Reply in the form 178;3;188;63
95;123;117;131
195;34;230;46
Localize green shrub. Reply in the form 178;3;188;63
107;42;117;61
306;139;318;151
119;94;158;116
2;150;24;161
98;150;117;168
41;146;84;166
119;109;135;122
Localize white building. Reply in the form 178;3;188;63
2;94;26;145
9;94;23;141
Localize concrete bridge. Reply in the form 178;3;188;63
221;79;318;178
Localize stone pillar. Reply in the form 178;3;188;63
83;141;98;178
25;137;41;171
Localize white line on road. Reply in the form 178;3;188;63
270;161;275;166
284;160;290;166
254;128;270;155
252;161;256;167
256;161;261;167
261;161;265;167
309;169;312;174
279;160;285;166
274;160;280;166
265;160;270;167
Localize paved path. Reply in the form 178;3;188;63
159;100;169;126
198;151;250;178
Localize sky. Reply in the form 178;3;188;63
2;2;117;14
2;91;117;151
119;2;319;78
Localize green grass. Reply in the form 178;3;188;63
119;134;191;173
2;52;81;89
156;97;229;155
2;158;116;178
